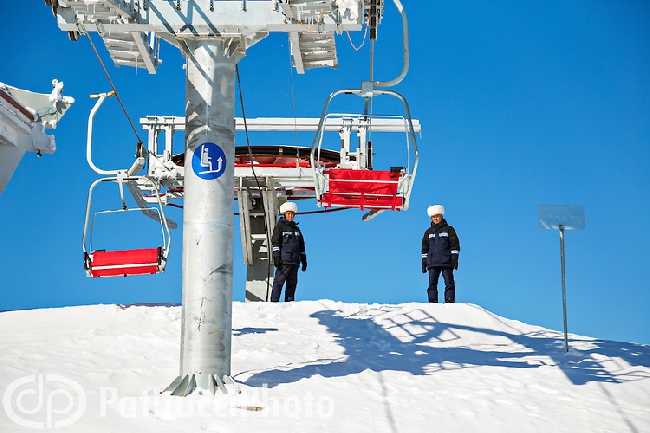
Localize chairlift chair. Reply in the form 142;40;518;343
82;175;172;278
310;88;420;211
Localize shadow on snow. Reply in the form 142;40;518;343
240;305;650;388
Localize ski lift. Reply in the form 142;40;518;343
82;175;172;278
309;0;420;214
309;87;420;212
82;90;173;277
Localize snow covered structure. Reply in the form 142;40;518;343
0;80;74;194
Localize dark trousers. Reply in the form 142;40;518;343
271;264;299;302
428;266;455;303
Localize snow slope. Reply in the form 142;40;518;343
1;301;648;432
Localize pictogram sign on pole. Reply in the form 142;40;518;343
539;205;585;353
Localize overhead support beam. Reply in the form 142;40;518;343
141;116;422;134
53;0;362;74
55;1;363;36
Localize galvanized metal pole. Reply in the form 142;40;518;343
167;38;241;395
559;225;569;352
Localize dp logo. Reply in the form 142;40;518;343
3;374;86;429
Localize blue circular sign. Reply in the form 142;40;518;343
191;142;226;180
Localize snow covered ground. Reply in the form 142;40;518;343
1;301;648;432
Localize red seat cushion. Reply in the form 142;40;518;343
90;247;161;278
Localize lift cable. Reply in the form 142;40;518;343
79;25;144;147
235;64;262;188
235;64;274;301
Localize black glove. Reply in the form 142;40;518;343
422;261;427;274
273;256;282;268
451;257;458;270
301;256;307;272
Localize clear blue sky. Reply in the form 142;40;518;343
1;1;648;345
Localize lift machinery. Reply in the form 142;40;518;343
49;0;419;396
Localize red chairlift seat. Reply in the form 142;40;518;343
85;247;164;278
310;90;420;214
320;168;404;211
82;176;172;278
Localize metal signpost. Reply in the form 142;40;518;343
538;205;585;352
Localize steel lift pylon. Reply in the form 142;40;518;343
48;0;375;396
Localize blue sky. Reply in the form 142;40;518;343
1;1;649;345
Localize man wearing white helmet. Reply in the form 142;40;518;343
270;201;307;302
421;205;460;303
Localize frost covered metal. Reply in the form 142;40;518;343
0;80;74;195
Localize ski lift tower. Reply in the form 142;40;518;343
48;0;374;395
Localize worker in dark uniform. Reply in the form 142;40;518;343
271;201;307;302
421;205;460;303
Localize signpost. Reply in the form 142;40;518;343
538;205;585;352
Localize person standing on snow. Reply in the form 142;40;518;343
421;205;460;303
271;201;307;302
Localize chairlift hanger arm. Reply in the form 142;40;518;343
371;0;409;89
87;91;146;176
87;92;118;176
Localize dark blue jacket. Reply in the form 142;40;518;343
421;219;460;268
271;217;306;265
